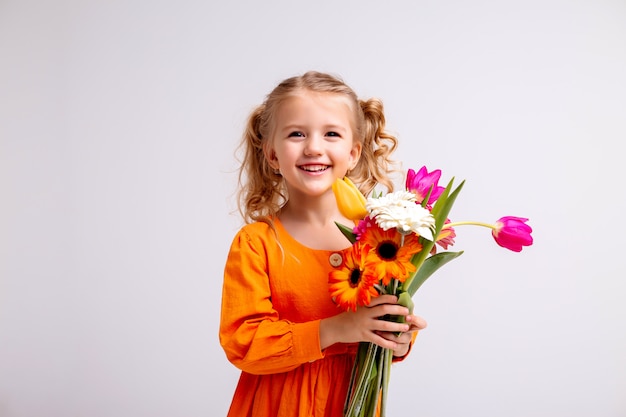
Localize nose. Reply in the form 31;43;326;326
304;134;323;156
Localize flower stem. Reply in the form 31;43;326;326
443;221;495;230
379;348;393;417
345;343;379;417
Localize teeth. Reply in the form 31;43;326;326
301;165;328;172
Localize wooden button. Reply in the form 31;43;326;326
329;253;343;267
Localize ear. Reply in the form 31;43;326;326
263;143;280;170
349;142;362;170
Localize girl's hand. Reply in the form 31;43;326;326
319;295;427;352
377;313;427;357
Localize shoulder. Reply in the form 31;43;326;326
228;220;280;252
233;220;276;241
225;220;287;271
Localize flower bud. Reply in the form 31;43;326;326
492;216;533;252
333;177;368;221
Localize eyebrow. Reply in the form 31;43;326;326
280;124;348;132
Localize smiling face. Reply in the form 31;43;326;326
264;89;362;200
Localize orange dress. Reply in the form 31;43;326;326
220;219;357;417
220;219;412;417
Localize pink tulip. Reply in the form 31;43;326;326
492;216;533;252
406;166;445;205
436;219;456;250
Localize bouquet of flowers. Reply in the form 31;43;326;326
330;166;533;417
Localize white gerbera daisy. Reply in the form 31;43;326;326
366;191;436;240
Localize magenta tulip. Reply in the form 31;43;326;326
492;216;533;252
406;166;445;205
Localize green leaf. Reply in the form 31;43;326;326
400;178;465;293
388;290;416;334
397;291;415;314
335;221;357;244
421;184;434;208
405;250;464;296
431;179;465;234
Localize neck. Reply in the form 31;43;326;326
280;200;340;226
278;198;354;251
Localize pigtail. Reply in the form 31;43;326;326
237;104;286;223
350;98;399;196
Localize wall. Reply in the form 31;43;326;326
1;1;625;416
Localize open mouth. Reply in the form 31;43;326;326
299;164;330;173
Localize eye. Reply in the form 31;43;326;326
326;131;341;137
288;131;304;138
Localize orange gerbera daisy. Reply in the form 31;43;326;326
329;243;379;312
361;224;423;285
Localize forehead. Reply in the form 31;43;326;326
275;90;356;125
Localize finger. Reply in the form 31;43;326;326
373;319;410;334
395;332;413;344
366;294;398;307
405;315;428;329
369;332;401;350
376;330;411;345
370;303;410;318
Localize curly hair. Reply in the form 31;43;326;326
236;71;398;224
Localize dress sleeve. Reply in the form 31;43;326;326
219;227;325;375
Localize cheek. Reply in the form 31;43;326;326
272;144;292;160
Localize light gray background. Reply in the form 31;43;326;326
1;1;625;416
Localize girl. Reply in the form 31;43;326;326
220;71;427;417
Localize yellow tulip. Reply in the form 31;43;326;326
332;177;369;221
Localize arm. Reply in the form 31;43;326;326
219;228;324;375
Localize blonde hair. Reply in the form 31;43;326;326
236;71;398;224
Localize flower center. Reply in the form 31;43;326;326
377;241;398;260
349;269;361;287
